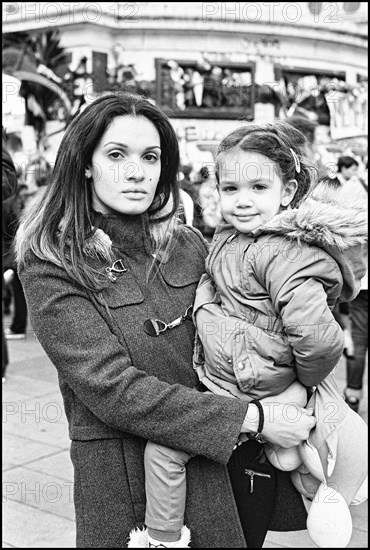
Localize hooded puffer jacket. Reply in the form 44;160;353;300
193;180;368;400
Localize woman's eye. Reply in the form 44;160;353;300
144;153;159;162
254;184;267;191
222;186;236;192
109;151;124;160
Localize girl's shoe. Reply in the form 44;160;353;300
128;526;191;548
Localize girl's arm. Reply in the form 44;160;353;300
256;241;345;387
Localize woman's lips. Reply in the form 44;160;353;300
122;188;148;194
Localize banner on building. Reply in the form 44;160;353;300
326;88;368;140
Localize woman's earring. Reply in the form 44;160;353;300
85;168;91;179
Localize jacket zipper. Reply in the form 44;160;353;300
226;229;240;243
244;469;271;493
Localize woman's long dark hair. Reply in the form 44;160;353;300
16;92;180;291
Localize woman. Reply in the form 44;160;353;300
15;92;315;548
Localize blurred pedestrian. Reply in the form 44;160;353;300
287;115;328;179
333;155;367;359
197;165;222;240
344;168;368;413
2;165;24;315
2;126;17;381
336;155;366;197
178;188;194;225
344;271;368;413
22;156;52;213
3;182;28;340
3;156;51;340
2;127;17;201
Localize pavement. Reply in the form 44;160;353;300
2;312;368;548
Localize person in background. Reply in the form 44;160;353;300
4;157;52;340
3;181;28;340
333;155;367;361
336;155;359;183
287;115;317;158
2;126;18;381
178;188;194;226
2;128;17;201
344;164;368;413
197;165;222;241
344;268;368;413
22;156;52;213
3;164;25;315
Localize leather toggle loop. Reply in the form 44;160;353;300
144;319;168;337
105;259;127;282
144;306;193;337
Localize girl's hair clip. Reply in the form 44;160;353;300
289;148;301;174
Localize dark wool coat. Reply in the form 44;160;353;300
19;213;306;548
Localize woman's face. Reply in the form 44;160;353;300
86;115;162;215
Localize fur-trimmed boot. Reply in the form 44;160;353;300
127;526;191;548
127;527;149;548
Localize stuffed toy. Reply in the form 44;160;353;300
265;374;368;548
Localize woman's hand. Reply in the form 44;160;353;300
241;381;316;448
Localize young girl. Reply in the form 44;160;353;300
140;122;368;549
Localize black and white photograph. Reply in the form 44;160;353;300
2;2;368;548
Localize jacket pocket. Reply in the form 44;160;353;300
160;228;207;287
161;267;202;288
233;325;296;398
195;304;255;392
100;267;144;307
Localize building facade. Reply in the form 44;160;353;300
3;2;368;167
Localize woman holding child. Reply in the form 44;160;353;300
16;91;364;548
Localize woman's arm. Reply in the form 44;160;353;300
19;257;248;465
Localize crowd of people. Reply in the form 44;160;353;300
2;90;368;549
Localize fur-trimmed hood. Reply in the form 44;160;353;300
261;180;368;302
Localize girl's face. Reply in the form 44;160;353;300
217;149;297;233
86;115;161;216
